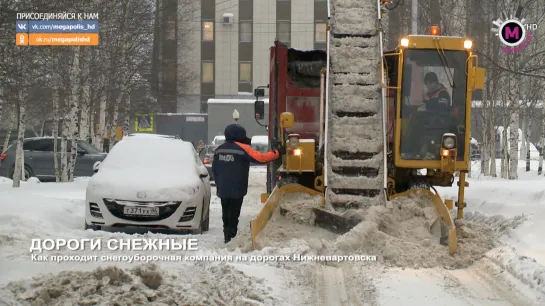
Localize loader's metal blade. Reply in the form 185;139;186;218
250;183;324;249
313;208;362;234
390;188;457;255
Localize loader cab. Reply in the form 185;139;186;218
384;28;484;174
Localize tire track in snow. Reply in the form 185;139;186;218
314;263;370;306
441;258;540;305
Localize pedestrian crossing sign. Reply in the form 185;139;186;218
135;114;154;132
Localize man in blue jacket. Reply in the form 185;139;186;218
212;124;286;243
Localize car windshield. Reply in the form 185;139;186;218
252;143;268;153
399;49;468;161
78;141;101;153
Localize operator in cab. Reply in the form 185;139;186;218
418;72;451;112
212;124;286;243
404;72;454;158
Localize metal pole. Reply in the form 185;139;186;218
324;0;331;189
268;40;280;194
377;0;387;192
411;0;418;34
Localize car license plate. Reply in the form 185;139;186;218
123;206;159;216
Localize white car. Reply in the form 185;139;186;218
211;135;225;145
85;135;211;234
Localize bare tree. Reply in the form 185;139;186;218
66;48;81;182
12;79;27;187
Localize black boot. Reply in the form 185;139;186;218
224;228;231;243
230;227;238;240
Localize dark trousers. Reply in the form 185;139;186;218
220;198;244;243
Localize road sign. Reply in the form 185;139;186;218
186;116;205;122
135;114;154;132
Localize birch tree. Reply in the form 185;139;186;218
51;54;61;182
2;103;16;153
119;0;132;137
79;49;91;143
12;85;27;187
94;72;107;151
539;103;545;174
66;48;81;182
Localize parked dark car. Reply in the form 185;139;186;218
0;137;107;181
470;142;481;160
202;145;216;181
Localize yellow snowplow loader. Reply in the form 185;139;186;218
250;1;485;255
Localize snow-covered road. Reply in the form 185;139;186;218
1;163;545;305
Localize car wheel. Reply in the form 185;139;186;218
191;203;206;235
202;206;210;232
10;165;34;180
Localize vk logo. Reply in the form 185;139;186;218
16;21;28;32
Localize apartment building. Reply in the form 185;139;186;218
152;0;328;113
152;0;327;112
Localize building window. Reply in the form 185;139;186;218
202;21;214;41
239;62;251;82
239;21;252;42
315;23;327;42
277;21;290;43
202;62;214;82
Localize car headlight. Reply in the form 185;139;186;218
443;137;455;149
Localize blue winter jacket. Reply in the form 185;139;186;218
212;124;279;199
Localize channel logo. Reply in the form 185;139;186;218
491;16;537;53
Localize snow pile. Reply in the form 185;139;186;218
331;195;521;269
227;192;335;252
461;211;528;235
259;210;337;251
279;193;324;224
0;263;277;305
488;247;545;294
228;192;509;269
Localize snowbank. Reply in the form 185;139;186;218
0;263;278;305
438;160;545;293
331;195;504;269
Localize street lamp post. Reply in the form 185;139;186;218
233;109;240;124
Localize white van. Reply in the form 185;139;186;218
251;135;269;153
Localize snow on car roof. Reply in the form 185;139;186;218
207;98;269;104
127;133;177;138
251;136;268;144
99;137;196;171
